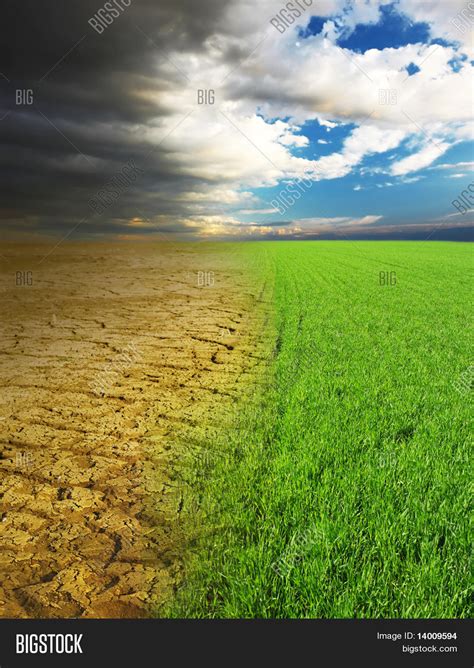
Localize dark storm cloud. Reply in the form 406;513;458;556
0;0;235;238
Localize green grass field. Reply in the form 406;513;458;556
170;241;472;618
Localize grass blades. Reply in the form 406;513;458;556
168;241;472;619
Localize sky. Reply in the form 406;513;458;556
0;0;473;241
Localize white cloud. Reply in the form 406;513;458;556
319;119;339;129
295;215;383;227
238;207;276;214
390;141;451;176
431;161;474;170
400;175;424;183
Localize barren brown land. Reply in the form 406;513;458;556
0;242;271;618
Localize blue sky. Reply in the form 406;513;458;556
244;127;474;228
301;2;432;49
209;0;473;240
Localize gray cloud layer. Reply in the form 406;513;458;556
0;0;239;238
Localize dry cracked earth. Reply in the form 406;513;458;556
0;242;271;618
